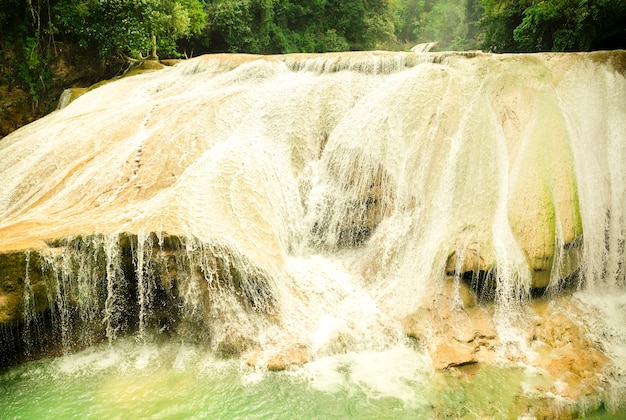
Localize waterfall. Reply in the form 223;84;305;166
0;50;625;416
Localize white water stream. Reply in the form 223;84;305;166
0;50;625;417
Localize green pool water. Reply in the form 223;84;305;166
1;339;430;419
0;338;623;419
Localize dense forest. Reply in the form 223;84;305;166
1;0;625;136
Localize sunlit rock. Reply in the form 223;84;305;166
528;299;610;400
430;341;477;370
246;346;311;371
403;278;498;369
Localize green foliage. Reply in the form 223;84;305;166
0;1;55;111
200;0;395;54
513;0;592;51
478;0;525;52
17;35;52;108
318;29;350;52
51;1;94;48
479;0;626;52
205;0;258;52
389;0;482;51
0;0;23;35
52;0;207;58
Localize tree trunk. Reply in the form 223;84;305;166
150;33;158;61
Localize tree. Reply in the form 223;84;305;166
0;0;56;111
479;0;626;52
199;0;396;54
53;0;207;60
478;0;525;52
389;0;482;51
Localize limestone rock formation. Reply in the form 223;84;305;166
246;346;310;371
402;278;498;370
0;51;624;416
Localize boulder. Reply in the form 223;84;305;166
246;346;310;371
529;302;609;400
403;278;498;370
430;341;477;370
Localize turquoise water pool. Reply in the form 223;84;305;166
3;338;623;419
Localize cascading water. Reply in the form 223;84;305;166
0;50;625;418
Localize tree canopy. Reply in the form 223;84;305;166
3;0;624;62
479;0;626;52
52;0;207;59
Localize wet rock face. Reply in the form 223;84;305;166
0;232;277;366
529;302;610;400
402;278;613;416
444;233;584;296
0;85;36;139
1;51;620;302
402;278;498;370
246;346;310;371
311;158;395;249
0;252;47;324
